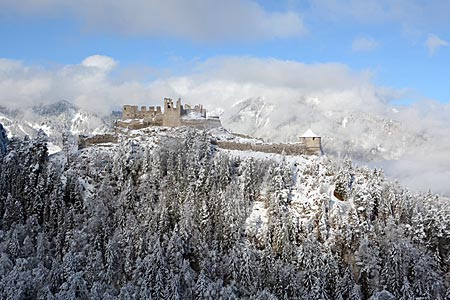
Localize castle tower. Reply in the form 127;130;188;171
299;128;322;155
122;105;138;120
163;98;182;127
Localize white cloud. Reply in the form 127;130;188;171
0;0;305;41
352;37;379;52
0;55;149;114
425;34;449;56
1;55;450;195
81;55;117;72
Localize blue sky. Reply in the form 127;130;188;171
0;0;449;107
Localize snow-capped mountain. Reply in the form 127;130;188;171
0;100;111;145
222;97;422;161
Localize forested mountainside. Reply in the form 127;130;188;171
0;125;449;299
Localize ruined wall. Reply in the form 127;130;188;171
122;105;162;120
181;118;222;130
116;117;163;130
213;141;321;156
78;134;118;149
122;98;214;127
181;103;206;118
122;105;138;119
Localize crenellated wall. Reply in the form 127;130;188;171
122;105;162;120
120;98;220;129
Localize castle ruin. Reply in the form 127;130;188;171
93;97;323;156
118;98;221;130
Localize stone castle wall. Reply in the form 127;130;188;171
181;118;222;130
78;133;321;156
119;98;221;129
122;105;162;119
213;141;321;156
116;117;221;131
78;134;118;149
116;117;164;130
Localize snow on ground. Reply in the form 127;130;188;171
28;122;53;136
0;115;11;122
48;142;62;155
209;127;264;144
70;112;86;134
92;126;108;135
182;111;204;120
245;200;268;243
0;116;12;138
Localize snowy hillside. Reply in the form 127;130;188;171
0;127;448;299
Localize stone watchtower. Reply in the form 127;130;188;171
299;128;322;155
162;98;182;127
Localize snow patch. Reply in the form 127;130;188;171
48;142;62;155
245;201;268;242
28;122;53;136
300;128;319;138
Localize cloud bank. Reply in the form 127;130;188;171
1;55;450;195
0;0;305;41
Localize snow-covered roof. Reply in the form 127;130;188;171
300;128;319;138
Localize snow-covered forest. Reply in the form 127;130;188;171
0;125;449;299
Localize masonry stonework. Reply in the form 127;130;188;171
90;98;323;156
118;98;219;130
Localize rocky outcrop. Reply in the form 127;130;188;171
0;123;8;157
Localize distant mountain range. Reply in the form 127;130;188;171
220;97;450;195
222;97;426;161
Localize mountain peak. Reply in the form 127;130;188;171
32;100;78;116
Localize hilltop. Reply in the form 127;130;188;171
0;125;449;299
